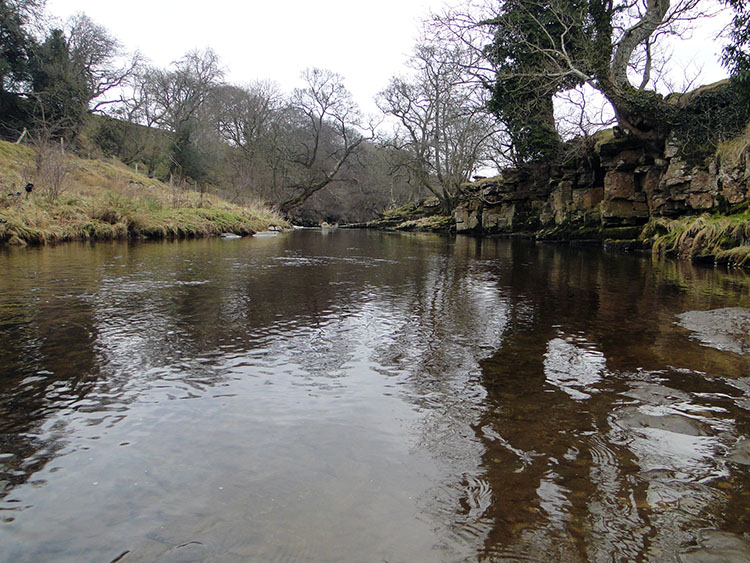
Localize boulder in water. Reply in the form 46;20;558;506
676;308;750;355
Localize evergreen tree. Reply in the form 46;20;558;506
29;28;90;136
724;0;749;92
485;0;592;161
0;0;42;136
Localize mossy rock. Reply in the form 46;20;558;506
396;215;454;232
537;222;602;241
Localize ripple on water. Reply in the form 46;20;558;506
1;232;749;562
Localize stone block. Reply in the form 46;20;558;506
597;135;643;158
688;192;714;210
640;168;664;197
613;149;645;170
576;171;595;188
720;177;747;204
604;171;635;200
558;180;574;199
572;187;604;210
601;200;649;224
662;158;692;187
670;189;689;201
482;204;515;231
633;200;650;214
658;200;687;217
454;202;481;232
687;170;714;194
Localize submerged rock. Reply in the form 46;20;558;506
679;530;750;563
220;232;242;239
616;407;712;437
677;308;750;355
728;438;750;466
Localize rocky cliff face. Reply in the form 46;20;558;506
455;129;750;236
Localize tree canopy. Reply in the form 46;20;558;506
724;0;749;88
2;0;749;220
379;35;502;210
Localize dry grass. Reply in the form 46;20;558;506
715;123;750;168
643;213;750;268
0;140;287;246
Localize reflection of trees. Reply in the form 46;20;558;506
0;232;501;504
0;244;103;498
473;249;623;559
1;231;748;558
469;242;750;560
359;235;514;558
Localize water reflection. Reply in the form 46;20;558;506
0;232;748;561
467;240;750;561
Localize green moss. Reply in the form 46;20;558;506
537;221;603;241
368;200;449;231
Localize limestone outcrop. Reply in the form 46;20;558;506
454;129;750;236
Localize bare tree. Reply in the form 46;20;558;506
210;80;284;200
213;81;281;152
378;36;504;212
64;12;142;113
138;48;224;132
25;105;70;203
435;0;725;147
278;68;373;215
124;49;224;182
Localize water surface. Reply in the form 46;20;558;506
1;231;749;561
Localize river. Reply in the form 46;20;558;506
1;230;749;562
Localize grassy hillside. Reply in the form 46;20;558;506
0;140;287;246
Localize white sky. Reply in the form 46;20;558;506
45;0;447;114
45;0;732;116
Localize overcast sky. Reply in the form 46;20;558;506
45;0;449;113
45;0;731;115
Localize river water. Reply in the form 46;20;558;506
0;230;749;562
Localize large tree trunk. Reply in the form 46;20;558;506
600;79;671;140
597;0;673;140
279;176;334;216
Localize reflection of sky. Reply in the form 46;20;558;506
0;233;516;562
544;336;606;400
2;233;750;561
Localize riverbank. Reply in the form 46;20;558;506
362;201;750;268
0;140;287;246
643;211;750;267
361;121;750;269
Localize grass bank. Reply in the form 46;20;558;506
0;140;287;246
642;210;750;268
357;199;455;232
